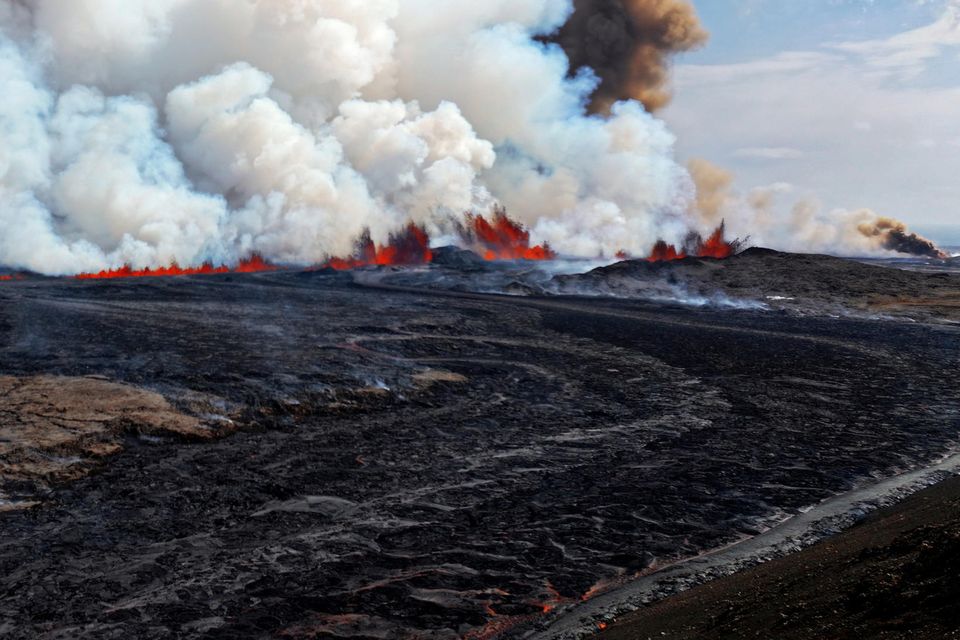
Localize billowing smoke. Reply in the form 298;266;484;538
546;0;707;113
688;158;946;258
0;1;940;277
858;218;946;259
0;0;695;275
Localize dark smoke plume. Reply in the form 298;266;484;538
548;0;708;113
860;218;947;259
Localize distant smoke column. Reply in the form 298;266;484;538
547;0;708;113
859;218;946;259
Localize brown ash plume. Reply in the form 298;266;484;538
548;0;708;113
859;218;947;259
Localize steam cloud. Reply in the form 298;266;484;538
0;0;695;275
688;159;946;259
0;1;943;276
546;0;707;112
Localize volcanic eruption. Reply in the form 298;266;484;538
643;222;743;262
463;207;558;262
2;6;959;640
0;0;945;279
68;211;557;280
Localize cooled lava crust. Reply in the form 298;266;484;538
0;260;958;639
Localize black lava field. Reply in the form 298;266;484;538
1;256;958;639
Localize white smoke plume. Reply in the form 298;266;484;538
687;158;945;258
0;0;695;275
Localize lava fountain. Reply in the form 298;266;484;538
465;207;557;262
323;224;434;271
640;222;744;263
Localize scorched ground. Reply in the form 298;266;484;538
0;262;959;639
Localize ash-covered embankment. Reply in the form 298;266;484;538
599;476;960;640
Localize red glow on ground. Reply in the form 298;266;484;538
467;208;556;262
74;255;277;280
323;224;433;271
539;580;568;614
461;581;574;640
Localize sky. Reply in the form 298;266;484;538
663;0;960;244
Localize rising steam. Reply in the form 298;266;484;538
0;1;943;277
546;0;708;113
688;158;946;258
0;0;696;275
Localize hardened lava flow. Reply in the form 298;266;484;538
1;250;959;639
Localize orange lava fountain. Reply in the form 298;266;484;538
466;207;556;261
74;255;278;280
618;222;743;263
695;223;740;259
323;224;433;270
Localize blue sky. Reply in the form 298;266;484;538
663;0;960;243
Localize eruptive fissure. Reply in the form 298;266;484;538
64;212;556;281
622;222;744;262
4;215;750;283
74;255;279;280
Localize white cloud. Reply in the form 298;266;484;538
664;1;960;233
674;51;839;86
830;0;960;77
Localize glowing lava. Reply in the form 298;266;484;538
46;215;739;281
66;211;551;281
695;223;740;259
461;581;574;640
647;240;688;262
323;224;433;270
74;255;277;280
232;254;278;273
466;207;556;261
618;222;743;263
